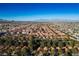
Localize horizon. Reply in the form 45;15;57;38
0;3;79;21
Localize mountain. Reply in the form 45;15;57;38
0;19;14;23
34;19;79;22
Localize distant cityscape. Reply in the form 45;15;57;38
0;19;79;56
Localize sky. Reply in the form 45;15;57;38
0;3;79;21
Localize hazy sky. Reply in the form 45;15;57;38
0;3;79;21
